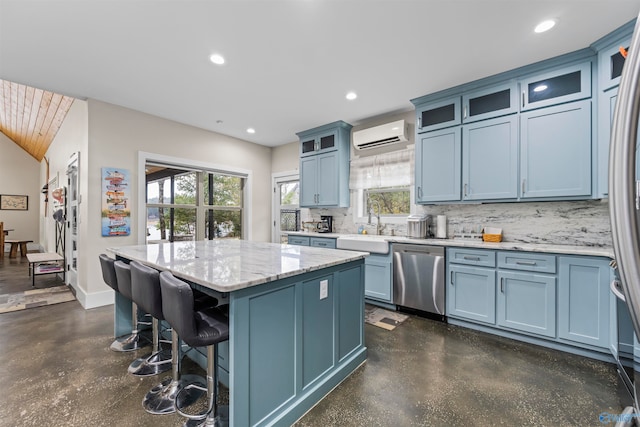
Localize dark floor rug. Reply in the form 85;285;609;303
0;285;76;313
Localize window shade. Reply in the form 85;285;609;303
349;147;414;190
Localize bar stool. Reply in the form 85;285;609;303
132;261;206;415
114;260;172;377
99;254;148;352
159;271;229;427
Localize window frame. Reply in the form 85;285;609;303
353;186;416;226
138;151;252;244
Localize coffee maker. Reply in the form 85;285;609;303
317;215;333;233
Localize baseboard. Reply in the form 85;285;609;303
73;286;114;309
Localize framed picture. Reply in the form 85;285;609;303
0;194;28;210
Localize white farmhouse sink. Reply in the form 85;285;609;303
336;235;390;254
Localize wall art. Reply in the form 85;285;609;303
101;168;131;237
0;194;28;210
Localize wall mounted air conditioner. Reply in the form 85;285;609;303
352;119;408;150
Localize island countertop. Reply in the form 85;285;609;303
107;239;368;292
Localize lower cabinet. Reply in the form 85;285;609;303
364;252;393;303
446;248;614;358
558;256;610;348
448;264;496;324
497;271;556;338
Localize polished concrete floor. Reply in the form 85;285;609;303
0;256;628;426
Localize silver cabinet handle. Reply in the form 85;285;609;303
450;270;454;285
417;186;423;200
464;183;468;197
516;261;537;266
463;256;480;261
521;179;526;194
463;105;468;119
418;116;422;130
522;91;525;108
501;277;505;293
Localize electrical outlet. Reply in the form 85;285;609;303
320;280;328;300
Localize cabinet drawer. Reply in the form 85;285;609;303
498;252;556;273
288;236;310;246
448;248;496;267
310;237;336;249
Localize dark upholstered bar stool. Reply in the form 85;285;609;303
132;261;206;415
99;254;148;352
159;271;230;427
111;261;149;351
114;260;172;377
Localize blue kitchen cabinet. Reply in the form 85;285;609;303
558;256;610;349
415;126;461;203
298;121;352;208
415;97;461;133
448;263;496;325
288;235;310;246
462;115;518;200
310;237;336;249
496;270;556;338
364;252;392;303
596;32;631;92
519;61;591;111
462;81;518;123
520;99;591;199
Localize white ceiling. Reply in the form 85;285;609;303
1;0;640;147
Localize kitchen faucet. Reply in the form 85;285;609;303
368;199;384;235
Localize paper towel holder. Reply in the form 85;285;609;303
435;215;448;239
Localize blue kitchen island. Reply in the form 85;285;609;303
108;240;368;426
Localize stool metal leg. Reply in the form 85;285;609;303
178;344;228;427
110;301;149;352
142;330;204;415
128;317;171;376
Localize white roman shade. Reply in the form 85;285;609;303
349;147;414;190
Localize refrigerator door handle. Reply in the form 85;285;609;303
610;14;640;342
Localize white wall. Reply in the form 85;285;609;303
79;99;272;307
271;141;299;174
0;133;41;249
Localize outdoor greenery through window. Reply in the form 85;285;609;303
145;164;244;242
365;187;410;216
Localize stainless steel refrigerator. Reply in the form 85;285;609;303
610;13;640;424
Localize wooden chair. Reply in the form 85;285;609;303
0;222;4;259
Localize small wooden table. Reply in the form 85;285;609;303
6;239;33;258
26;253;64;287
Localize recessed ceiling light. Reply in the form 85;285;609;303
533;84;548;92
247;128;256;134
210;54;225;65
346;92;357;100
534;19;556;33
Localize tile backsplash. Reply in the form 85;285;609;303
306;199;612;248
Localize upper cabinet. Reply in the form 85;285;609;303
416;97;461;133
297;121;352;208
519;62;591;111
462;82;518;123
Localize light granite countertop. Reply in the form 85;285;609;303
287;231;614;258
107;240;367;293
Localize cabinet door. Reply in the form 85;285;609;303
310;237;336;249
300;136;318;157
597;87;618;198
288;235;310;246
497;271;556;338
416;97;461;133
448;264;496;324
520;62;591;111
599;37;630;91
558;256;610;349
300;156;318;207
364;257;392;302
462;115;518;200
316;152;339;206
415;127;461;203
462;82;518;123
520;99;591;199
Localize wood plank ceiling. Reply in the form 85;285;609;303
0;79;74;162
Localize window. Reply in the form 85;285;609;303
145;164;244;243
365;187;410;216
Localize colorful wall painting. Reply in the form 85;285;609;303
101;168;131;237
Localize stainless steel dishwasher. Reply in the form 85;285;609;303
393;244;445;318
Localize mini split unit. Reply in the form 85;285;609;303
352;119;408;150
